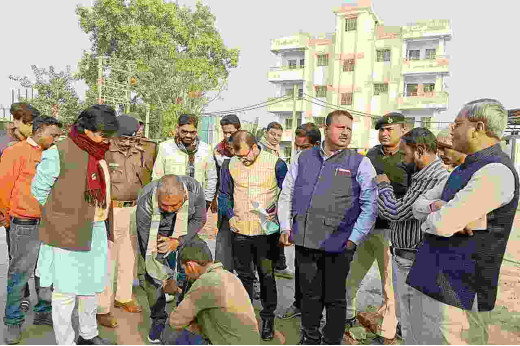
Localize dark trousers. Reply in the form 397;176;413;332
233;233;278;320
293;255;301;309
144;249;190;327
215;214;235;272
161;327;210;345
296;245;355;345
4;219;51;326
5;226;30;299
275;246;288;270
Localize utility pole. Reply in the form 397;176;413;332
290;83;298;163
97;56;103;104
145;104;150;138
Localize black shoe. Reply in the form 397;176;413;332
33;311;53;326
253;280;261;300
346;316;358;328
77;336;112;345
396;322;402;339
260;318;274;341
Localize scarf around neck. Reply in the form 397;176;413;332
68;124;110;208
261;138;280;156
175;136;200;178
216;139;233;158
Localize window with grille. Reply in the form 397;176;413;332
421;117;432;129
374;83;388;96
298;89;303;98
317;54;329;66
345;18;357;31
426;49;436;59
341;92;353;105
300;59;305;67
284;146;291;158
376;49;391;62
285;88;294;97
288;60;297;69
343;59;355;72
285;118;293;130
407;50;420;60
314;117;326;127
406;84;418;96
423;83;435;93
315;86;327;98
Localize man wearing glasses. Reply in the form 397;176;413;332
410;99;519;344
135;174;206;344
219;131;288;341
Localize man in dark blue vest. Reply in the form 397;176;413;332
278;110;378;345
410;99;519;344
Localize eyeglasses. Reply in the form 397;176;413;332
235;148;252;160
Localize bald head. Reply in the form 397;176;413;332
157;175;186;213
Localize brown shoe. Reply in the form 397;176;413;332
114;299;143;313
96;313;118;328
383;336;398;345
357;311;381;334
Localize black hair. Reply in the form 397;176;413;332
10;103;40;124
32;116;62;134
401;127;437;153
326;110;353;126
180;235;213;266
266;122;283;131
76;104;118;136
220;114;241;129
178;114;198;128
296;123;321;145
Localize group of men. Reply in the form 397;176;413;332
0;97;517;346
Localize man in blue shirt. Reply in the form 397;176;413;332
278;110;378;345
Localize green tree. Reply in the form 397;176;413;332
76;0;239;139
10;65;83;125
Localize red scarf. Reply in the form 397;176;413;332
68;124;110;208
216;139;233;158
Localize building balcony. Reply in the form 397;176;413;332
271;34;309;52
281;129;294;142
402;56;450;75
397;91;449;110
267;97;305;113
267;66;305;82
402;20;452;39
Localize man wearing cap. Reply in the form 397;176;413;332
346;112;412;342
436;129;466;171
96;115;157;328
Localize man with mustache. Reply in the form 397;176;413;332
219;130;288;341
346;112;412;343
278;110;378;344
410;99;518;344
152;114;217;303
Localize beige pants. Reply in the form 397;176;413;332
409;289;489;345
97;206;137;313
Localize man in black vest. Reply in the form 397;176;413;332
410;99;519;344
346;112;411;342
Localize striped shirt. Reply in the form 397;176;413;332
377;157;449;249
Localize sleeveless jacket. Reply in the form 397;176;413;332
407;144;519;311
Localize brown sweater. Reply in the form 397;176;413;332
39;137;100;251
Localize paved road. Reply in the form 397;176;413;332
0;219;383;344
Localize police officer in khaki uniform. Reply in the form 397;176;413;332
97;114;157;328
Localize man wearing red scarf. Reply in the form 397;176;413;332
33;105;118;345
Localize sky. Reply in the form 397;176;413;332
0;0;518;127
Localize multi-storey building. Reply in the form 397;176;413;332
267;2;452;160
